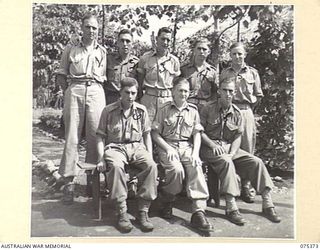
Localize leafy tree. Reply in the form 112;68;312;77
246;6;294;171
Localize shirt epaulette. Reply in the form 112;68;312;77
128;56;139;64
232;103;242;113
158;101;172;110
96;43;107;53
247;65;258;72
134;102;147;112
206;64;217;71
187;102;198;110
105;102;119;112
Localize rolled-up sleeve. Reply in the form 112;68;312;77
192;111;204;135
96;108;108;138
151;107;164;133
56;44;72;76
142;109;151;134
253;70;263;97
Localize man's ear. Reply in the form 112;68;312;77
217;88;221;96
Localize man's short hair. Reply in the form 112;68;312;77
157;27;172;37
118;29;133;39
81;12;98;24
172;76;190;89
230;42;246;51
120;77;138;91
219;77;235;89
192;37;211;49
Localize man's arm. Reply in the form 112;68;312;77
143;132;153;156
201;132;226;156
151;131;178;161
228;133;241;158
96;135;106;172
136;57;146;100
191;132;202;167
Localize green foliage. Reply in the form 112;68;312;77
246;6;294;171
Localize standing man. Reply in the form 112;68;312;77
200;78;281;225
56;13;106;204
151;77;213;232
137;27;180;121
180;37;219;112
220;42;263;155
105;29;139;105
96;77;158;233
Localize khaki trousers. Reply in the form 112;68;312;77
59;82;106;177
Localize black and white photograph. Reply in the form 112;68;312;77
31;3;294;238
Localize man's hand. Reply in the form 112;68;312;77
210;141;226;157
191;152;202;168
166;146;179;161
96;160;107;172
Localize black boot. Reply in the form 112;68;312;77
190;211;214;232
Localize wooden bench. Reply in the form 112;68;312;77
78;162;221;220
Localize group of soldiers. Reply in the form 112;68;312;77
55;13;281;234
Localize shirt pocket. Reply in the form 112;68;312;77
93;54;105;76
206;119;221;136
130;122;142;142
224;121;240;142
180;117;194;139
70;54;85;72
241;73;255;95
107;123;122;141
162;117;176;137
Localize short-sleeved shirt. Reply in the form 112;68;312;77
137;50;180;90
220;64;263;104
97;101;151;144
56;41;107;83
106;52;139;92
180;61;219;100
200;100;243;144
152;101;203;141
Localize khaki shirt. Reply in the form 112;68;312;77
220;64;263;104
181;61;218;100
137;50;180;90
106;53;139;92
200;100;244;144
97;101;151;144
57;41;107;83
152;101;203;141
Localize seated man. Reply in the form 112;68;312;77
96;77;158;233
200;78;281;225
151;77;213;232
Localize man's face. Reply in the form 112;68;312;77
117;33;133;55
156;32;171;52
193;42;210;61
120;85;138;107
172;82;190;104
218;81;235;107
81;17;99;41
230;46;246;65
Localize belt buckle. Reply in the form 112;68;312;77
86;81;92;86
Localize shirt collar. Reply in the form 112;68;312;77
79;39;99;50
115;53;134;64
230;63;248;73
170;100;190;111
117;100;137;113
217;99;234;116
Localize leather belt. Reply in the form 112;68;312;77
145;87;172;97
234;103;252;110
189;98;210;105
70;79;101;86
